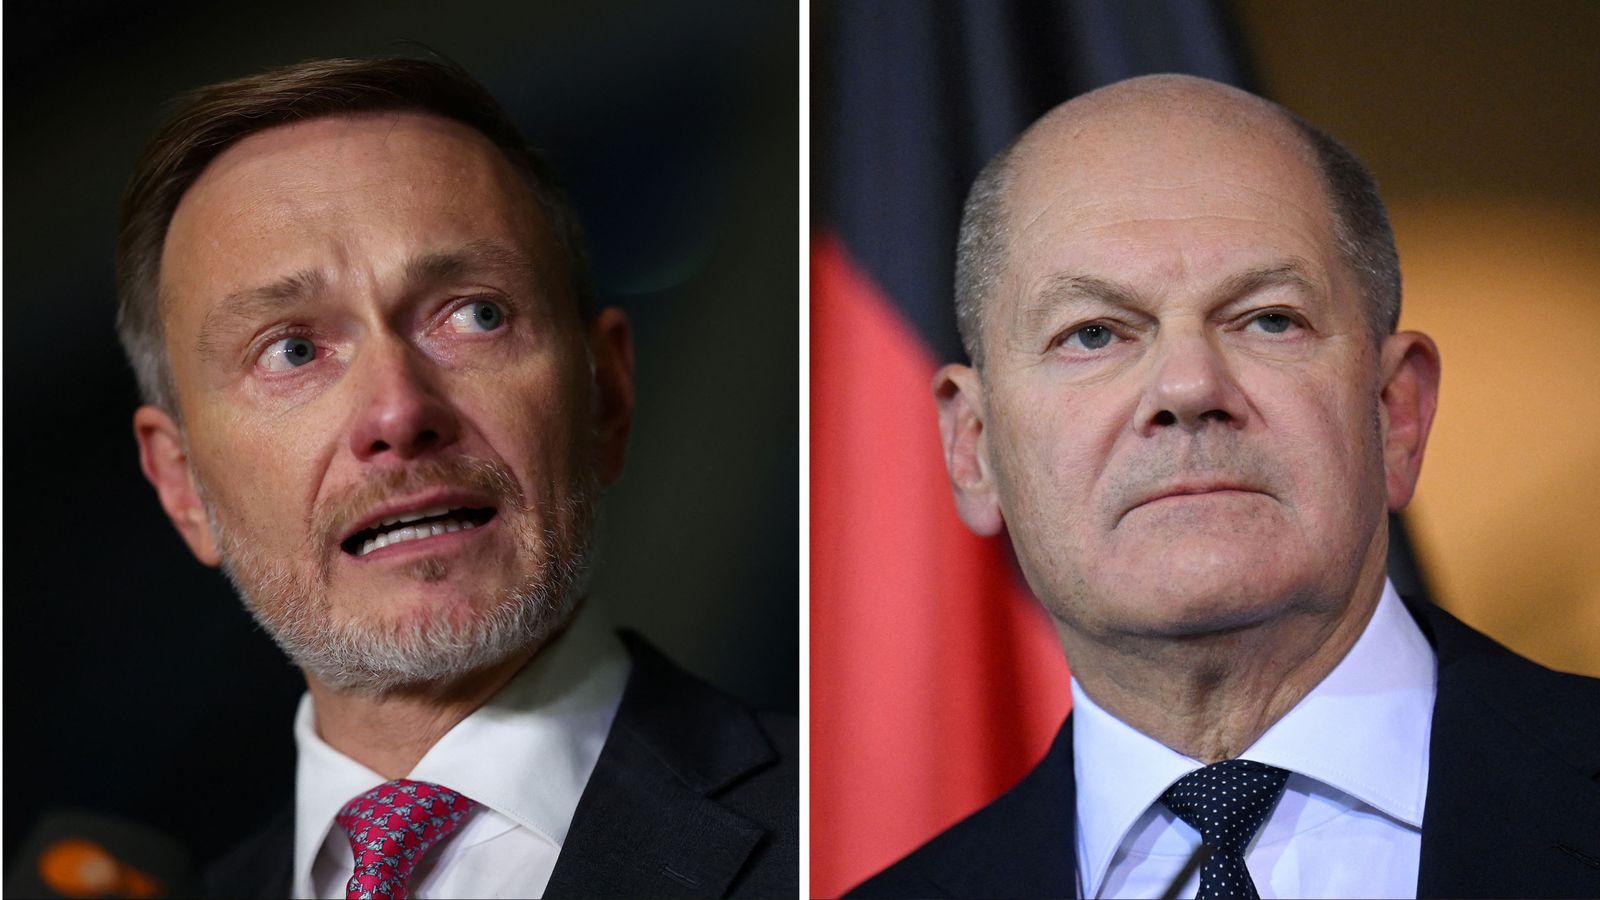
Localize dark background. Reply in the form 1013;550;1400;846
3;0;797;866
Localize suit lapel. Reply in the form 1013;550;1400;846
545;632;776;898
201;803;294;899
915;717;1077;898
1407;598;1600;898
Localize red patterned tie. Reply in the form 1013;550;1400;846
334;779;476;900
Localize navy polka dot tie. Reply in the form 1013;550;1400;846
1159;759;1290;899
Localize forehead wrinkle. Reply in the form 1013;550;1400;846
195;268;327;361
1016;177;1235;236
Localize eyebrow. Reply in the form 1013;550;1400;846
403;238;540;292
1017;259;1320;337
193;239;540;361
196;268;327;360
1015;273;1142;339
1215;260;1319;303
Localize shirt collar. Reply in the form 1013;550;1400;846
291;599;630;894
1073;580;1436;898
1243;581;1435;825
1073;670;1203;900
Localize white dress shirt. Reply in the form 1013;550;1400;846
1074;580;1437;899
291;601;630;899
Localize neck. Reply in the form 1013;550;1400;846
1061;560;1388;764
304;644;540;779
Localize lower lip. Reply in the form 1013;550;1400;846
1138;489;1263;508
343;515;498;564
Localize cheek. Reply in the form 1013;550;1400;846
1255;375;1384;514
198;451;314;544
189;408;328;538
990;388;1123;532
464;362;590;476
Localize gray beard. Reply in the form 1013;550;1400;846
201;461;599;695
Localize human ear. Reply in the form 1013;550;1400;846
132;405;221;566
1377;331;1442;510
587;307;635;487
934;364;1004;536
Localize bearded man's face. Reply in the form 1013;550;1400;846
140;112;629;691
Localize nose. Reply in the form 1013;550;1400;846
347;338;461;462
1134;329;1250;435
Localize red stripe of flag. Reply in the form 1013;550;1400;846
811;232;1071;897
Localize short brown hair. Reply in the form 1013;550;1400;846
116;56;594;413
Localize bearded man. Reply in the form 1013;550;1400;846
122;57;794;898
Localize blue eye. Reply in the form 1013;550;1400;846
1062;324;1116;351
447;300;507;333
260;336;317;371
1250;313;1296;334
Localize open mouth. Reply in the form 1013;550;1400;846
340;505;496;557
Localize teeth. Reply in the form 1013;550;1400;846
355;514;479;557
377;505;453;528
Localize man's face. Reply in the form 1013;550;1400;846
948;101;1401;642
140;112;630;690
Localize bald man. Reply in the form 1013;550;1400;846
849;76;1600;899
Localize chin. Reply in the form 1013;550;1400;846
288;580;578;693
225;547;591;694
1057;537;1321;640
368;586;501;632
1136;585;1291;638
346;566;510;616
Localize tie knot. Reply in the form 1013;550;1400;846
1160;759;1289;855
335;778;476;900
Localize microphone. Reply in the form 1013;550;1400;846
5;810;199;899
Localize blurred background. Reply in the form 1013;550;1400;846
4;0;797;871
811;0;1598;895
1232;0;1600;685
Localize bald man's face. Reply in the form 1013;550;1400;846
940;100;1402;644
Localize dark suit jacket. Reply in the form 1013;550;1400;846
851;597;1600;898
205;633;797;898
